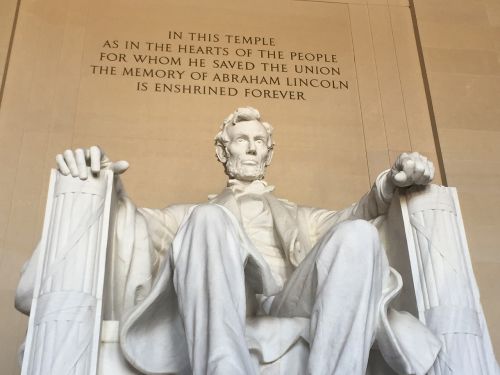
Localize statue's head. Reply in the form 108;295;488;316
215;107;274;182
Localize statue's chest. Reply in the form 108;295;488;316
238;194;293;287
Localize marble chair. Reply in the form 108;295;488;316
17;170;498;375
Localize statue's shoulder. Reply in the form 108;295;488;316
275;197;297;209
164;203;196;213
163;203;196;222
265;194;300;217
207;187;234;205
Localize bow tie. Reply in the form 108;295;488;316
227;179;275;197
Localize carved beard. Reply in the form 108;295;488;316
224;155;266;181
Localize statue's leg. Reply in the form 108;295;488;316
172;204;256;375
271;219;385;375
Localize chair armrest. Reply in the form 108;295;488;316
384;184;498;374
20;169;114;375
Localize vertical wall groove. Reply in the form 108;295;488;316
408;0;448;186
0;0;22;110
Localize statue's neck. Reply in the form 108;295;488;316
227;178;264;187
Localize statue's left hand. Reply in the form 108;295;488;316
389;152;434;188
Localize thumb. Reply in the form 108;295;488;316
110;160;129;175
394;170;407;184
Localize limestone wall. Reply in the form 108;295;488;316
413;0;500;358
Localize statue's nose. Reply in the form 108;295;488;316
247;141;257;155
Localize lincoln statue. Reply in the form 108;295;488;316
16;107;442;375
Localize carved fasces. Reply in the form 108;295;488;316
402;185;499;375
21;169;114;375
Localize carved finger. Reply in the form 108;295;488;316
418;156;428;167
89;146;101;174
63;150;79;177
422;164;431;182
75;148;88;180
110;160;129;175
402;159;415;178
394;171;407;185
413;161;425;183
395;153;408;169
55;154;70;175
100;148;113;169
84;148;91;161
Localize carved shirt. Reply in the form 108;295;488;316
228;179;293;289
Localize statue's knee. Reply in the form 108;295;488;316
333;219;377;238
347;219;378;235
328;219;380;257
184;204;243;260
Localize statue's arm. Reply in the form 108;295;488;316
304;152;435;240
15;243;40;315
341;151;435;220
113;201;187;315
137;204;190;272
302;173;392;242
56;146;193;315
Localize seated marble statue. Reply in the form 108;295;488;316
16;107;442;375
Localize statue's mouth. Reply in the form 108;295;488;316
241;160;258;166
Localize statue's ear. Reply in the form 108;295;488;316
215;144;227;163
265;148;274;166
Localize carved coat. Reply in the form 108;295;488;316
112;172;441;375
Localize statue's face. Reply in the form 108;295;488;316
224;120;271;181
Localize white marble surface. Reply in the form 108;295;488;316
18;108;499;374
401;185;499;375
17;169;114;375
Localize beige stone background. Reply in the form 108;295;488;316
0;0;497;373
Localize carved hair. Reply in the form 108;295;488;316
214;107;274;151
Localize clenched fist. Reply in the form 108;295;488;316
389;152;434;188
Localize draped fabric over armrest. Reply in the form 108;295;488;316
381;185;499;375
16;169;114;375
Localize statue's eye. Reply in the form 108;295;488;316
255;139;264;145
237;138;245;143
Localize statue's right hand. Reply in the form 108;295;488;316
55;146;129;180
